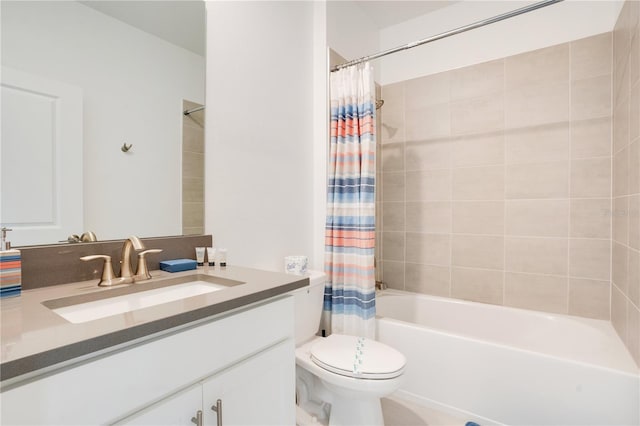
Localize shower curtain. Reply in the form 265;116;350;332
324;62;376;339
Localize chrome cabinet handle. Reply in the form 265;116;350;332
211;399;222;426
190;410;203;426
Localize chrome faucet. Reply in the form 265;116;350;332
120;235;145;282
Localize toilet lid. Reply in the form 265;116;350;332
310;334;406;379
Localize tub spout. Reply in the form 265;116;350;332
375;281;387;291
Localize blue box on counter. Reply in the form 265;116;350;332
159;259;197;273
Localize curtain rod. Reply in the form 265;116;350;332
331;0;564;72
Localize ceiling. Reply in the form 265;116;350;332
80;1;205;56
355;1;458;29
80;0;457;56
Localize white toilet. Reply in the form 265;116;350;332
292;271;406;426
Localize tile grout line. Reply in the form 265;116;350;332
449;73;454;299
623;20;633;347
402;81;407;292
609;31;615;324
503;58;508;307
567;41;573;316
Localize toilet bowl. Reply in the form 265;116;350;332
292;271;406;426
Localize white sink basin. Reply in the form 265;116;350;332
52;281;225;324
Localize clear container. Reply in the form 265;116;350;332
195;247;205;266
206;247;216;266
218;248;228;267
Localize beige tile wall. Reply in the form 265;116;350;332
612;0;640;367
182;100;205;235
379;34;614;323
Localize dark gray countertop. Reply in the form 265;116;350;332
1;265;308;383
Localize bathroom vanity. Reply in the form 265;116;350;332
0;266;307;425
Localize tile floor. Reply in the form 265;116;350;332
296;394;468;426
382;395;467;426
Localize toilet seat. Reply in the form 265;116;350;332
310;334;406;380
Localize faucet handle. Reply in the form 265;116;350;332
80;255;123;287
134;249;163;282
80;231;97;242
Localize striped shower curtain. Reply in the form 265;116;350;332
324;63;376;339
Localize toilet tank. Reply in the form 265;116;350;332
292;270;326;346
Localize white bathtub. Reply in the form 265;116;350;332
375;290;640;425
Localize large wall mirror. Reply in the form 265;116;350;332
1;1;206;247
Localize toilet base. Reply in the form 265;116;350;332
326;396;384;426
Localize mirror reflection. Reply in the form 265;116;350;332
1;1;206;247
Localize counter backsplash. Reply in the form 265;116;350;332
18;235;213;290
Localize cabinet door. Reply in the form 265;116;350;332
116;385;202;426
202;340;295;426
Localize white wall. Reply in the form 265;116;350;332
205;1;315;272
312;1;329;272
1;1;204;241
326;0;384;83
327;1;380;63
379;0;624;85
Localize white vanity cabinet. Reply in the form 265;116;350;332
201;339;293;426
1;296;295;426
117;384;203;426
120;340;293;426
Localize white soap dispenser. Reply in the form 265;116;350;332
1;227;11;251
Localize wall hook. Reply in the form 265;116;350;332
121;143;133;153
